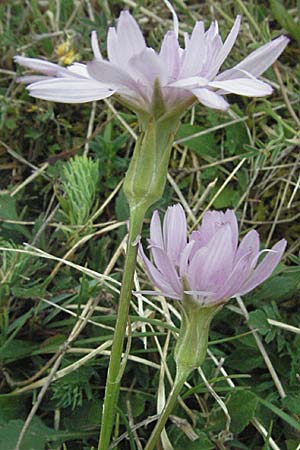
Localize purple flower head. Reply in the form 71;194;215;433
139;204;287;305
14;7;289;113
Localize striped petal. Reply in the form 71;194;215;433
191;88;229;110
238;239;287;295
27;78;114;103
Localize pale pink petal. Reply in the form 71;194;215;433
194;211;230;246
149;210;163;248
217;35;289;80
150;246;170;275
67;63;90;78
137;289;182;300
159;31;181;82
138;245;176;295
27;78;115;103
150;247;182;294
191;88;229;110
91;31;103;60
163;204;187;264
235;230;260;264
187;246;210;291
219;252;256;299
217;230;260;299
238;239;287;295
14;56;70;77
184;290;216;306
116;11;146;61
168;76;208;89
17;75;50;83
208;15;241;78
200;224;234;286
209;78;273;96
129;48;168;86
180;21;206;78
204;21;222;68
223;209;239;250
87;60;138;90
179;241;194;277
107;27;122;66
205;21;220;44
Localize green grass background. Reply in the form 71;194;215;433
1;1;300;449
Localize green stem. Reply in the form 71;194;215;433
144;369;190;450
97;204;146;450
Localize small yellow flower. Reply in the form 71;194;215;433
26;104;38;112
55;42;79;66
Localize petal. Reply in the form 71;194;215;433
209;78;273;96
159;31;181;81
163;204;187;264
180;21;206;78
184;290;216;306
238;239;287;295
149;210;163;248
87;59;138;91
138;245;176;295
116;11;146;61
107;27;122;66
129;48;168;86
14;56;70;77
187;246;210;291
223;209;239;251
207;15;241;78
91;31;103;60
27;78;114;103
191;87;229;110
200;224;234;286
204;20;222;66
218;230;260;299
149;247;182;294
219;252;256;299
179;241;195;277
188;224;234;293
17;75;51;83
205;20;219;42
137;289;182;300
217;35;289;80
195;210;232;246
67;63;90;78
168;76;208;89
235;229;260;264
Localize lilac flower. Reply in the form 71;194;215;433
14;10;289;112
139;204;286;305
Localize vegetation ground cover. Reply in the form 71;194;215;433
0;1;300;449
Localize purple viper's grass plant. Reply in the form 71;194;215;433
13;5;289;450
141;204;286;450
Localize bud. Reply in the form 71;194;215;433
123;95;182;211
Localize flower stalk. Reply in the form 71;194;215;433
97;102;182;449
97;202;146;450
145;298;219;450
144;369;189;450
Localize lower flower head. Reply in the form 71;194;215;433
139;204;286;305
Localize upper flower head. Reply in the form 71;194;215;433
139;204;286;305
14;8;289;114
